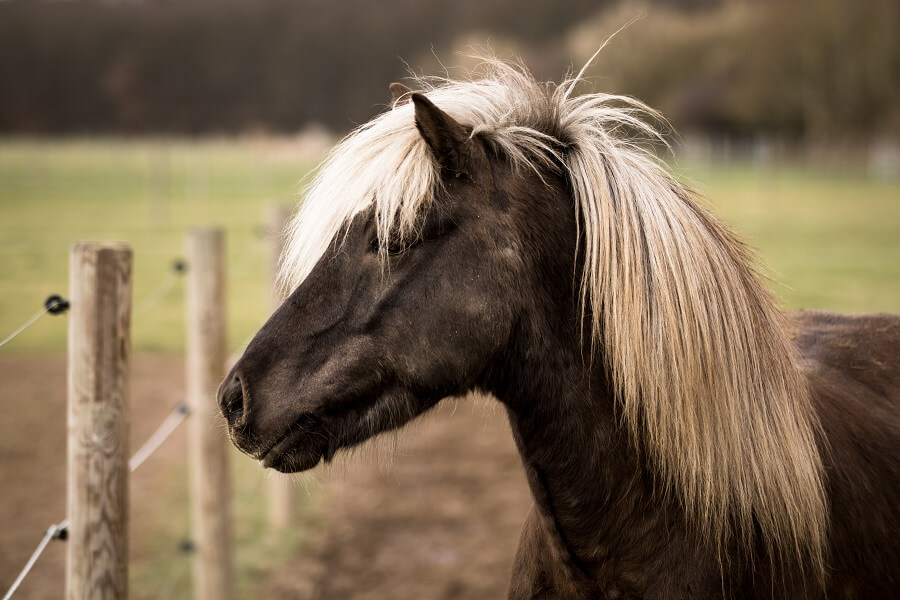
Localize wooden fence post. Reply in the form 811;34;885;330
186;228;233;600
264;204;296;529
67;243;132;599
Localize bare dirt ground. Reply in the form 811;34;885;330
1;355;532;599
264;397;532;600
0;354;188;600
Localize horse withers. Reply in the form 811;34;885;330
218;59;900;598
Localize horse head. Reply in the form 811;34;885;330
218;91;572;472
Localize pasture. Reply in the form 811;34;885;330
0;139;897;598
677;158;900;313
1;140;897;355
0;138;320;353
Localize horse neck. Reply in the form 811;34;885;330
483;175;652;557
502;351;629;518
492;315;722;591
498;338;647;545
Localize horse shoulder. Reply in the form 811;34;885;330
792;309;900;396
790;309;900;595
792;309;900;449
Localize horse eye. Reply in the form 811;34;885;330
389;243;406;255
368;237;408;256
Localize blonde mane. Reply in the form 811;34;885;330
279;57;827;574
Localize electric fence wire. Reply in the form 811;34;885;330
0;295;69;350
2;400;191;600
133;259;186;317
1;257;183;351
3;250;256;597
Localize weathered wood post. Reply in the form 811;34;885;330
264;204;296;529
67;243;132;599
186;228;234;600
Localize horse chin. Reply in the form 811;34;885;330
260;428;336;473
262;443;325;473
257;412;331;473
257;387;423;473
256;404;363;473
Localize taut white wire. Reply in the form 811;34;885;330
0;307;49;349
2;402;190;599
1;520;67;600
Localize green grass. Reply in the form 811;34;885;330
675;159;900;313
1;141;898;355
1;141;897;356
0;138;319;353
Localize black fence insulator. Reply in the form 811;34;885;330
172;259;187;274
44;295;70;315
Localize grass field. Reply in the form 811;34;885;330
677;159;900;313
0;138;320;353
1;140;898;354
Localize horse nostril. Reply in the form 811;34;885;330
219;375;245;427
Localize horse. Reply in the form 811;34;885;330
218;58;900;599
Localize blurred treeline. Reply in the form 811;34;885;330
0;0;896;139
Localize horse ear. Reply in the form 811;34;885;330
389;82;413;106
411;93;470;174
